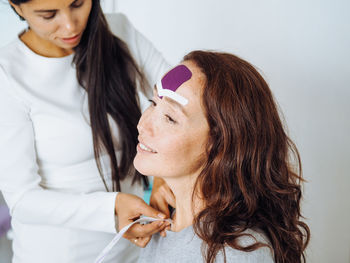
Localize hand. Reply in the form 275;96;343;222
150;177;175;237
115;192;170;247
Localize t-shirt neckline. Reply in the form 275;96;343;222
16;29;75;62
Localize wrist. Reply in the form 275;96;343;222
114;192;120;216
153;177;165;189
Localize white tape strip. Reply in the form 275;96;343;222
94;216;172;263
157;80;189;106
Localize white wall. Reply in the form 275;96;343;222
117;1;350;262
0;2;27;46
0;0;349;262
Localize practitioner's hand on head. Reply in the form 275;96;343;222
115;193;170;247
150;177;175;237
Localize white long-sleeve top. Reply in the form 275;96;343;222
0;13;169;263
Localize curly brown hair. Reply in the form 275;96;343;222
183;51;310;263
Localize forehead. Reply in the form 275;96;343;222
159;62;204;96
161;65;192;93
22;0;77;8
174;63;208;129
167;62;205;112
176;61;204;98
157;64;193;106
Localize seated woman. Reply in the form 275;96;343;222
134;51;310;263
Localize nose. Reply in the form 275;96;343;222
61;12;77;33
137;107;154;136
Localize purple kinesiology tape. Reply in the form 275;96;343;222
157;65;192;105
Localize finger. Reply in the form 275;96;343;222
137;200;166;219
129;237;140;247
125;221;169;241
159;220;171;237
127;220;168;238
160;229;167;237
164;191;176;208
136;236;152;248
154;184;175;209
128;237;142;248
123;221;163;239
149;201;162;215
154;198;171;218
158;185;176;208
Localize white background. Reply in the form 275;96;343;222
0;0;349;262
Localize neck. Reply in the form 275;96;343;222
163;174;204;232
20;29;73;58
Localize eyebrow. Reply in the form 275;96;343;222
153;86;188;117
34;9;56;13
34;0;79;13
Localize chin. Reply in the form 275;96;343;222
133;156;152;176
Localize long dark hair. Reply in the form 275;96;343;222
184;51;310;263
10;0;148;191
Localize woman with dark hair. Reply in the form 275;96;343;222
0;0;171;262
134;51;310;263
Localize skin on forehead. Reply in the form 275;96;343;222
157;65;192;105
21;0;78;9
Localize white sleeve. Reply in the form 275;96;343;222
106;13;171;99
0;66;118;234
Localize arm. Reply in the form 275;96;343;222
0;66;117;233
0;65;169;244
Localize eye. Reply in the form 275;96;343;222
42;12;56;20
148;99;157;107
71;0;84;8
165;115;177;124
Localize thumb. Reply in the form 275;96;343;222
165;192;176;208
138;200;167;219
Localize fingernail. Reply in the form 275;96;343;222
158;221;164;227
158;213;166;219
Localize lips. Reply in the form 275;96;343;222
137;138;157;153
61;33;81;44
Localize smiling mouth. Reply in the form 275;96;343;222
139;142;157;153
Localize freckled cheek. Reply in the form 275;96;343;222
158;135;197;165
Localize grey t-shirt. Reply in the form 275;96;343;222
137;226;274;263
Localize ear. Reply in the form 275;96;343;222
9;1;25;20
